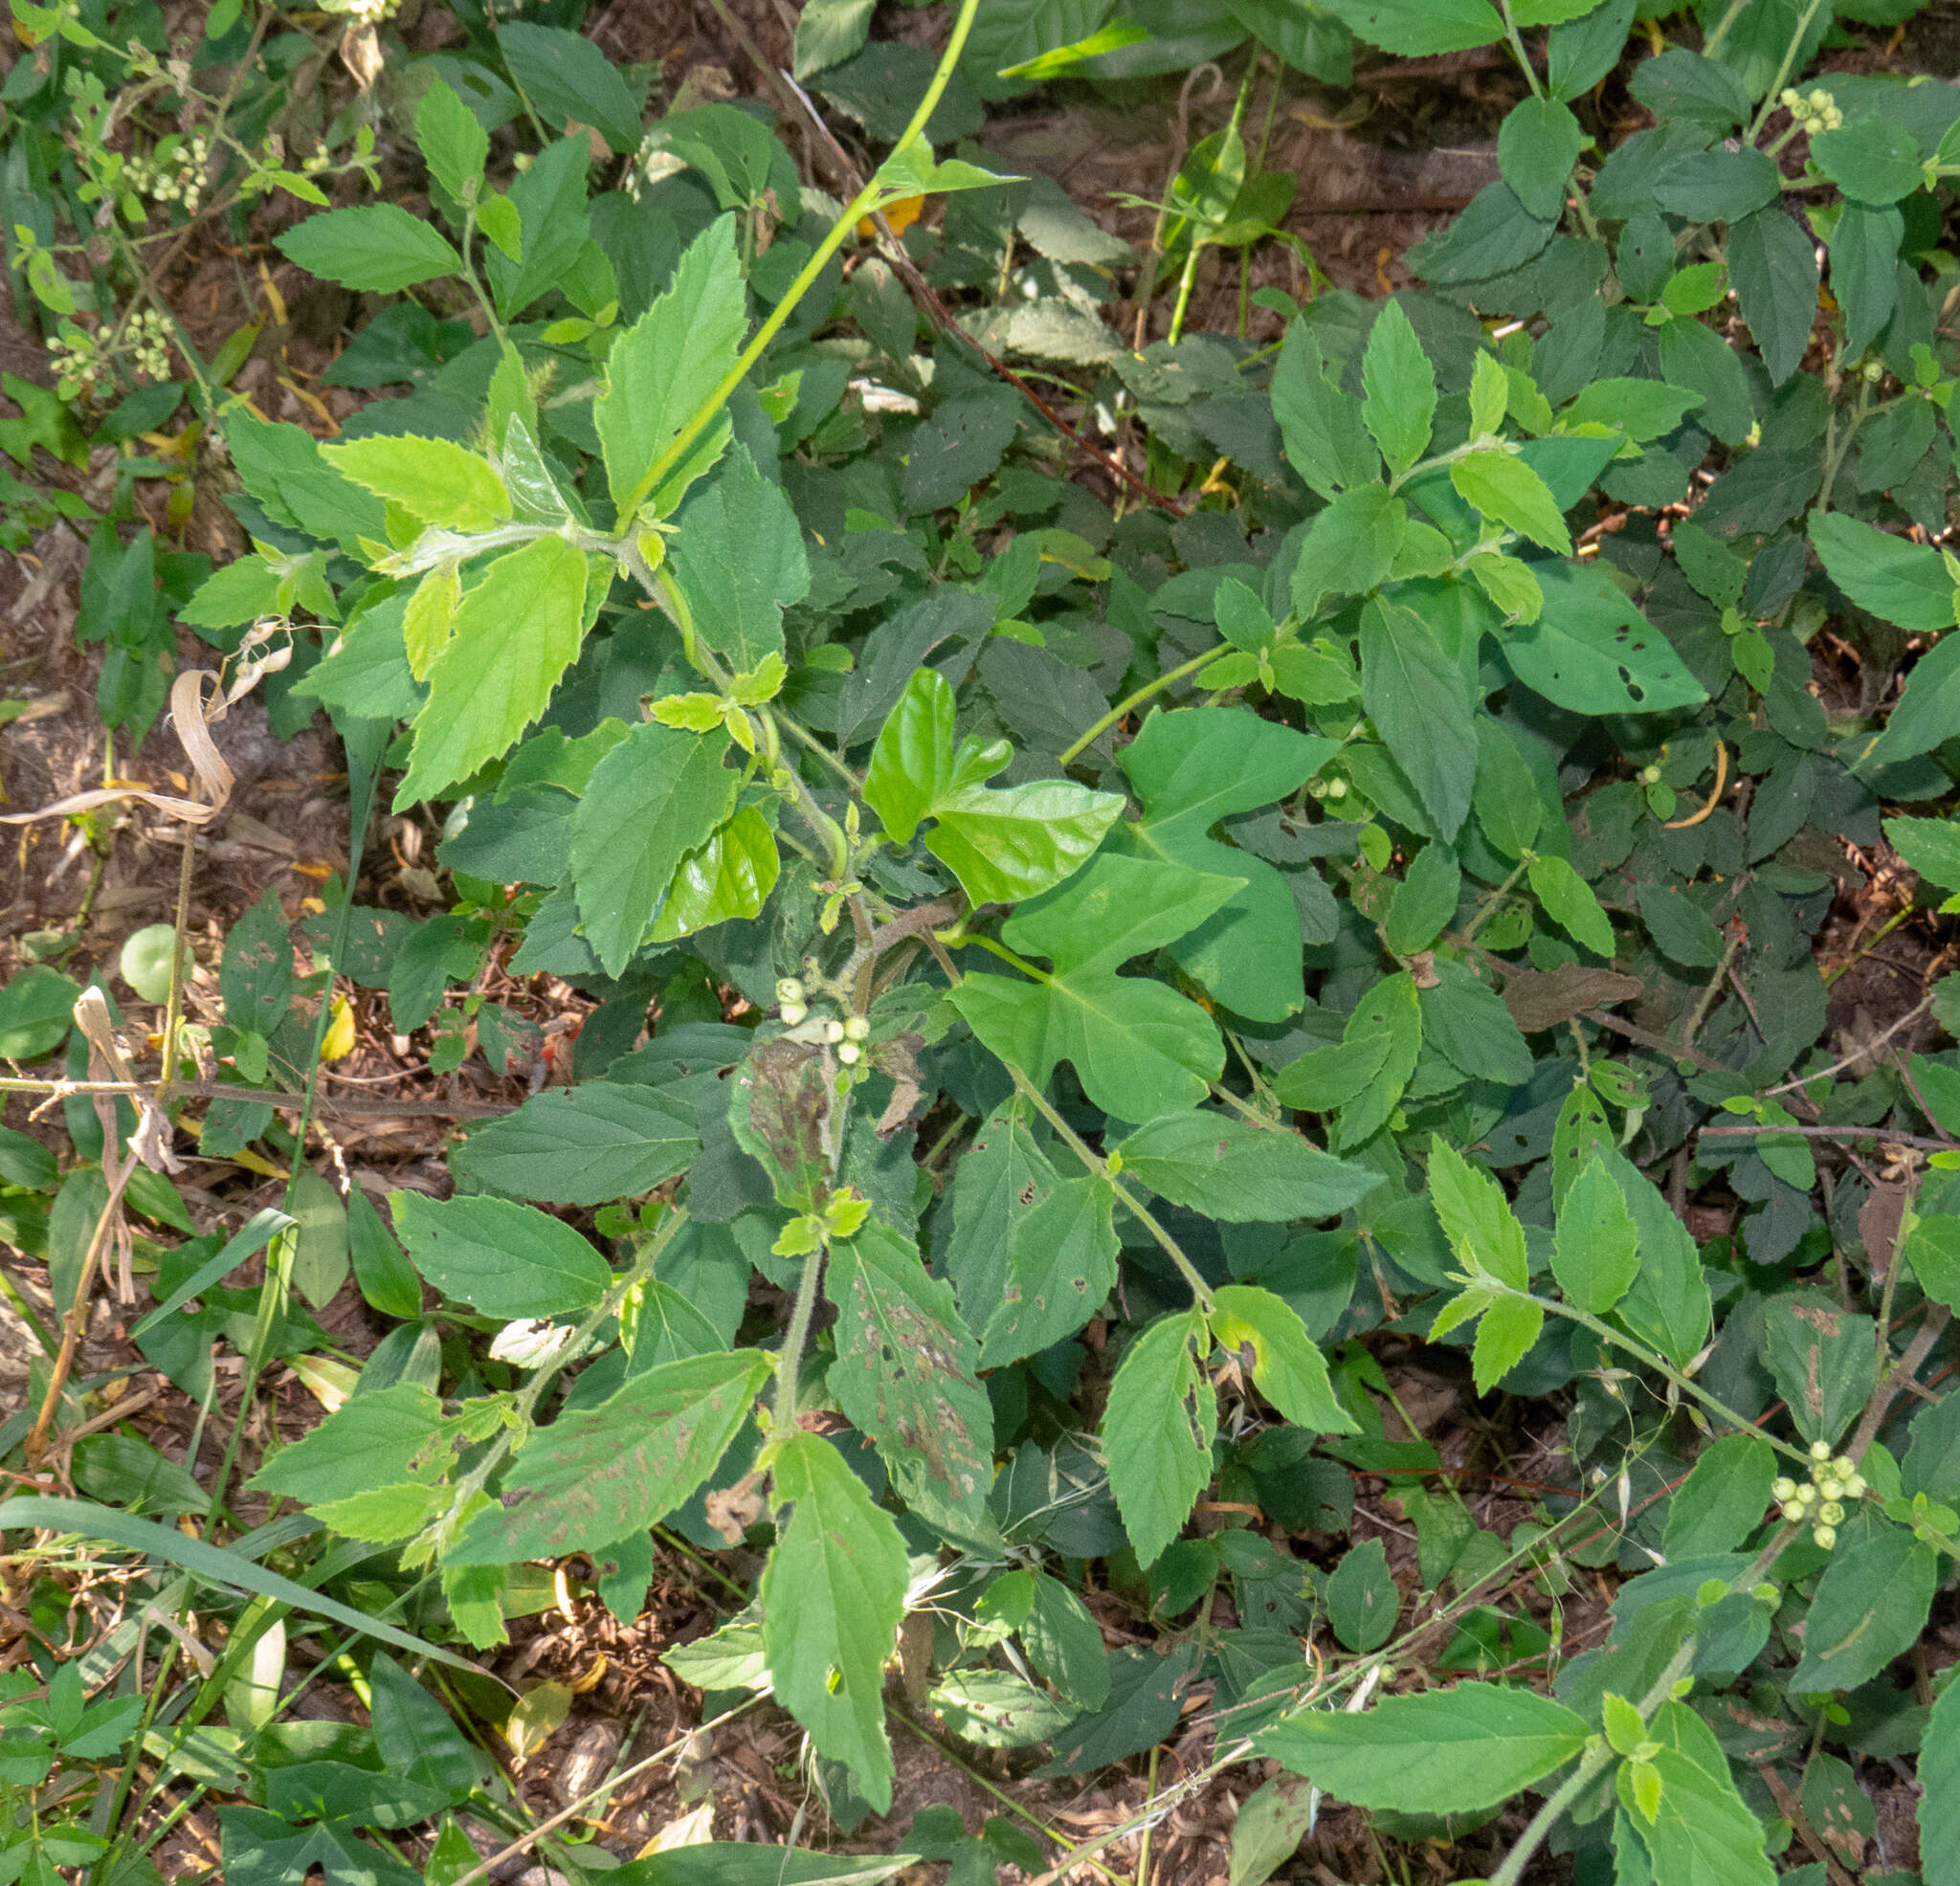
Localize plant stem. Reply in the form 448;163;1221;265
771;1238;827;1434
1497;0;1547;100
621;0;984;520
1459;859;1530;945
1746;0;1827;142
1702;0;1750;59
1058;643;1229;765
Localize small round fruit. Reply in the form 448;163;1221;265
1781;1499;1807;1522
837;1041;861;1066
824;1019;845;1044
1833;1456;1858;1480
776;977;806;1005
843;1014;870;1042
1818;1500;1845;1525
1797;1483;1818;1504
1844;1474;1867;1498
121;923;188;1005
1810;1440;1834;1461
1771;1477;1797;1503
1816;1477;1842;1502
1813;1524;1838;1550
780;1002;808;1028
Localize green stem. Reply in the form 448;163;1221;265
1816;377;1872;511
1057;644;1229;765
619;0;984;521
771;1240;828;1435
457;205;509;351
1459;859;1530;945
1746;0;1826;142
1497;0;1547;100
1702;0;1750;59
1166;242;1204;348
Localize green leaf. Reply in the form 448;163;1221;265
1421;958;1533;1087
1329;970;1423;1148
1637;883;1725;968
928;1670;1077;1749
1662;1433;1773;1560
1406;181;1555;284
1471;1292;1544;1392
1229;1775;1317;1886
221;890;291;1036
320;434;509;533
729;1038;835;1210
1429;1140;1527;1287
650;804;782;943
947;853;1237;1121
0;1496;476;1670
571;723;738;976
1291;484;1407;615
389;1191;611;1318
1813;118;1924;205
1530;853;1614;955
864;668;1123;905
450;1084;698;1206
1115;1112;1380;1225
1727;206;1818;387
1654;146;1781;223
596;216;747;517
1920;1673;1960;1886
0;964;77;1061
248;1385;444;1505
1384;843;1461;955
288;1166;348;1310
499;20;646;152
1209;1284;1357;1431
1605;1152;1709;1370
1474;719;1542;860
1872;634;1960;766
1102;1310;1216;1569
980;1174;1120;1368
1451;450;1572;554
667;444;809;673
1317;0;1503;55
1507;562;1706;716
793;0;874;78
1274;1034;1390;1112
764;1431;911;1813
1789;1520;1937;1695
451;1349;769;1563
826;1221;994;1529
1257;1681;1591;1812
1886;815;1960;890
275;204;463;294
1808;509;1955;632
1655;314;1755;446
1552;1156;1639;1313
1833;201;1905;361
395;535;589;808
347;1188;421;1319
1271;322;1378;499
1617;1701;1774;1886
415;79;488;206
1022;1571;1112;1710
1119;705;1337;1021
1359;599;1477;841
1763;1293;1878;1449
1361;299;1437;476
1498;97;1584;221
1325;1537;1398;1651
1558;377;1704;442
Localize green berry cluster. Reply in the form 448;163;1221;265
1771;1441;1869;1551
1780;86;1845;133
774;978;872;1068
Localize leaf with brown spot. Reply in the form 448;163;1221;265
1762;1291;1877;1448
447;1348;770;1562
826;1220;997;1545
728;1037;835;1209
1501;963;1642;1034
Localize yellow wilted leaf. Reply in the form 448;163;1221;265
320;994;357;1061
858;194;924;240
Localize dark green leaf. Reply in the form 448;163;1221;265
451;1085;699;1205
1728;207;1820;386
1505;562;1708;715
1499;98;1584;222
1116;1111;1379;1224
1788;1523;1937;1695
1763;1293;1877;1448
1358;599;1477;841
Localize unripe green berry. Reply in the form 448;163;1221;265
1771;1476;1797;1503
1781;1499;1807;1522
1325;778;1348;800
1810;1440;1834;1461
824;1019;845;1044
1863;359;1883;383
843;1014;870;1042
837;1040;861;1065
776;977;806;1004
1798;1482;1818;1505
1813;1523;1838;1550
1818;1500;1845;1525
1833;1456;1857;1480
779;1002;808;1027
1844;1474;1867;1498
1816;1477;1842;1502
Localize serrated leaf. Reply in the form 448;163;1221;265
1921;1672;1960;1886
1886;815;1960;891
275;204;462;293
1662;1433;1773;1560
1451;450;1572;555
395;535;588;808
1359;599;1477;841
1529;853;1615;956
764;1431;910;1813
1498;97;1584;221
1617;1701;1774;1886
1329;969;1423;1148
981;1174;1119;1367
1428;1140;1528;1288
1317;0;1503;56
1361;299;1437;476
1258;1682;1590;1812
1762;1293;1878;1448
450;1084;698;1205
650;804;782;943
570;723;738;976
1472;1291;1544;1392
1385;842;1461;955
249;1384;447;1506
1271;322;1378;499
322;434;509;533
826;1221;993;1528
1788;1520;1937;1694
1808;509;1955;633
1102;1310;1216;1569
449;1349;770;1563
596;216;746;517
1552;1156;1640;1313
666;443;809;673
1292;484;1406;614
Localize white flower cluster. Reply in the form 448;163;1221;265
1780;86;1845;135
124;132;211;214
